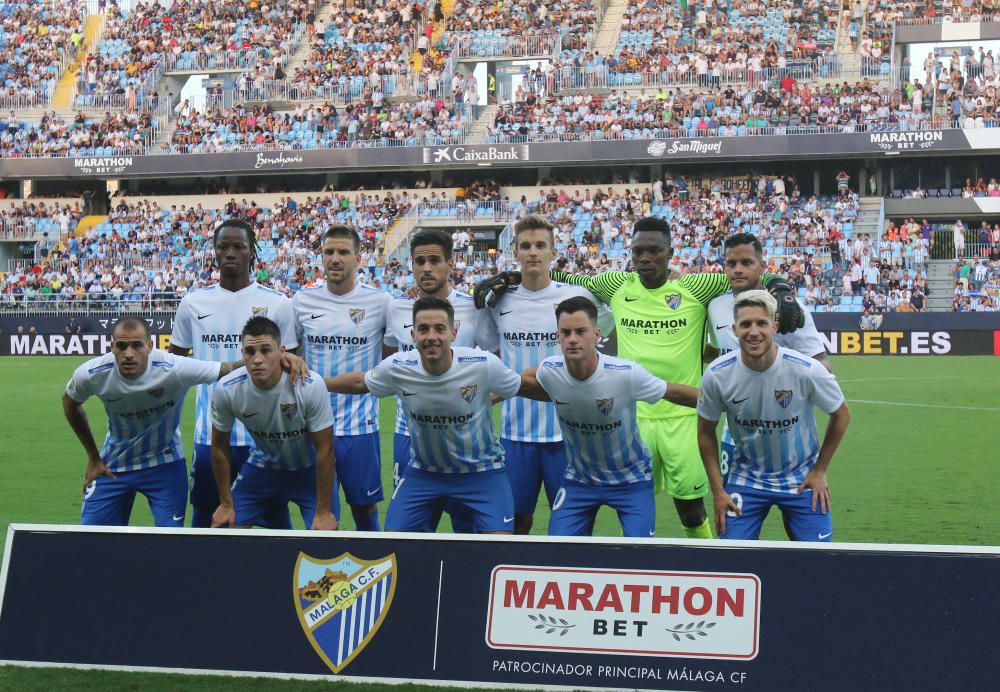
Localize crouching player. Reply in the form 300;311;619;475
63;316;243;527
696;291;851;541
325;296;531;534
211;317;338;530
519;297;699;537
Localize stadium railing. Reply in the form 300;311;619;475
449;33;562;59
0;219;64;242
894;15;1000;26
0;293;182;315
553;59;843;91
162;49;260;73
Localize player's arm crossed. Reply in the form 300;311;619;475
303;380;338;531
516;366;550;401
323;371;370;395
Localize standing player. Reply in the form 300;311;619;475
169;218;298;528
476;216;804;538
211;317;337;531
325;296;529;533
63;316;240;526
384;230;478;531
707;232;829;485
475;214;612;534
520;297;699;537
697;291;851;541
291;226;391;531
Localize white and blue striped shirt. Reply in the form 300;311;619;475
171;282;298;446
708;291;826;450
364;347;521;474
211;369;334;471
697;347;845;493
65;350;221;472
293;283;391;436
476;281;611;443
384;289;481;436
536;354;667;486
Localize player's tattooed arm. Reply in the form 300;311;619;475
210;426;236;528
516;367;550;402
218;359;244;378
663;382;699;408
797;401;850;514
310;427;338;531
62;393;115;492
323;372;370;394
279;352;310;384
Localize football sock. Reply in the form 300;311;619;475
683;518;714;539
352;507;381;531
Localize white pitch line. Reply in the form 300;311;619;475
847;398;1000;412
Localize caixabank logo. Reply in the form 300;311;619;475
422;144;530;164
485;566;760;660
293;552;397;673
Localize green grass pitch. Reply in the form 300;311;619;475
1;355;998;690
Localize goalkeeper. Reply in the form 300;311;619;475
475;216;804;539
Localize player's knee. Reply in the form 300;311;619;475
674;498;707;527
349;502;377;514
514;513;533;535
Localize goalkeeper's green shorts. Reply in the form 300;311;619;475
638;415;709;500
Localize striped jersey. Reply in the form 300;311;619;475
535;354;667;486
384;289;480;435
708;291;826;450
171;282;297;446
475;281;610;442
292;283;391;435
211;369;334;471
364;347;521;474
697;347;845;493
65;350;221;472
553;270;735;420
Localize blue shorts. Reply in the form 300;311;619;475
334;431;382;505
722;484;833;542
82;461;187;527
503;439;567;516
548;480;655;538
232;463;337;529
385;468;514;533
394;432;476;533
720;440;737;485
191;443;251;508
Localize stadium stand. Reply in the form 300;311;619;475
0;0;86;110
0;110;159;157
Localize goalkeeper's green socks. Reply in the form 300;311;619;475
683;518;714;539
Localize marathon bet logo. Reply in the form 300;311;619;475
870;130;943;151
423;144;530;164
486;565;760;659
293;552;397;673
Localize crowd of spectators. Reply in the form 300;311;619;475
952;257;1000;311
0;0;85;106
607;0;838;80
489;78;933;143
445;0;599;55
280;0;421;101
79;0;311;107
0;110;157;157
167;96;470;153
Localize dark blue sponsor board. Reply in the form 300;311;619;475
0;526;997;690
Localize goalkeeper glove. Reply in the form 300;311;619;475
473;271;521;309
767;280;805;334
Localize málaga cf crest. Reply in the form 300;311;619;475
293;552;397;673
460;384;478;403
774;390;793;409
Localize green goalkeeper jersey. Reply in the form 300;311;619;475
552;270;733;420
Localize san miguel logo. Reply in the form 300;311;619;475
293;552;397;673
486;566;760;660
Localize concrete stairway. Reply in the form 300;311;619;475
51;14;105;111
592;0;631;59
925;259;956;311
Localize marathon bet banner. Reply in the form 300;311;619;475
1;129;997;179
0;316;175;356
1;526;997;690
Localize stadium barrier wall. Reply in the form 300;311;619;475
2;315;999;356
3;129;997;179
0;526;997;690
